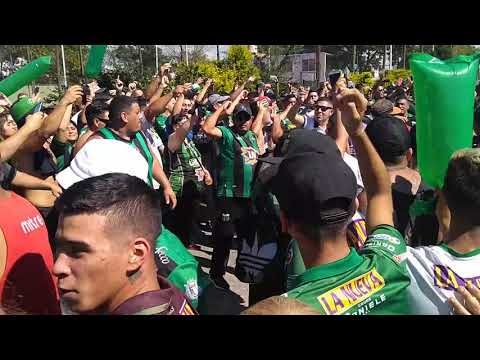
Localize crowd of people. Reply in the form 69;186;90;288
1;59;480;315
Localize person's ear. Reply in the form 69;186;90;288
94;118;100;128
120;111;129;124
126;237;151;273
407;148;413;162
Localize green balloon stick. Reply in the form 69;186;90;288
84;45;107;78
0;56;52;97
410;52;480;188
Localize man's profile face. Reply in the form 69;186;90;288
124;102;141;133
53;213;129;314
314;100;334;125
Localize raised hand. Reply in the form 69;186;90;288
60;85;83;106
24;112;45;132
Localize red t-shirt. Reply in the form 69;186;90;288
0;192;60;314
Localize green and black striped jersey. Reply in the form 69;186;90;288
216;126;259;198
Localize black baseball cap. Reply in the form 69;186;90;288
271;151;357;225
233;102;253;122
258;129;342;185
366;115;411;163
263;128;341;163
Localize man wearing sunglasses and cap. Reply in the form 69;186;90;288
202;100;263;289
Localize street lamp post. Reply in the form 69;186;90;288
155;45;159;75
61;45;67;88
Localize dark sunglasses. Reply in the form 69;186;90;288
316;106;333;112
97;117;109;123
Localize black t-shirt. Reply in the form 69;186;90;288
391;177;438;246
391;175;417;235
0;162;16;189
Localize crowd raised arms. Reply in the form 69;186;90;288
1;55;480;316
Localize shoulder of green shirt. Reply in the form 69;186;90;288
217;126;233;145
361;224;407;265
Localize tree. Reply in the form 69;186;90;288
174;45;261;94
158;45;208;65
433;45;477;59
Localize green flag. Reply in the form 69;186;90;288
0;56;52;97
84;45;107;78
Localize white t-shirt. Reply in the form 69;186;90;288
407;244;480;315
343;152;364;196
140;113;165;189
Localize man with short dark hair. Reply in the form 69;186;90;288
73;101;110;157
365;115;438;246
202;101;263;289
407;148;480;315
53;173;195;315
287;96;334;134
78;95;176;208
273;89;411;315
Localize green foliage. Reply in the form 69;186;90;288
173;45;260;94
384;68;412;87
348;72;375;88
42;86;63;107
225;45;260;83
433;45;477;60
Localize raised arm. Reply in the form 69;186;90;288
195;78;212;104
168;114;194;152
54;104;73;143
144;76;162;101
38;86;83;139
230;76;255;101
149;143;177;209
336;88;393;230
271;113;285;144
286;97;305;127
144;91;174;122
225;90;247;115
252;99;268;138
0;112;44;160
329;109;349;155
202;101;230;140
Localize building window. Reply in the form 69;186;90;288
302;58;315;72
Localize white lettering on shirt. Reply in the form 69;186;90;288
20;215;45;235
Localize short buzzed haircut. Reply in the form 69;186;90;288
56;173;162;246
443;148;480;221
316;97;333;105
241;296;320;315
108;95;138;124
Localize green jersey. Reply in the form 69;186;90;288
167;138;205;196
154;114;169;145
50;138;73;172
286;225;411;315
155;226;212;309
79;126;89;136
216;126;259;198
